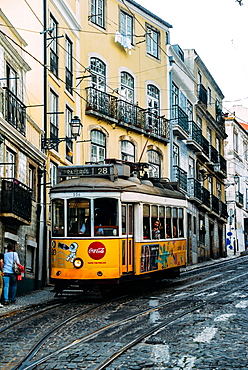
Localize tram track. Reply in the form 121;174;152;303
9;260;248;370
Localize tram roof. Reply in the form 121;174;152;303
50;176;185;200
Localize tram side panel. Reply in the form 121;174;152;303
51;238;122;281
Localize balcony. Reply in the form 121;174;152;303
186;121;202;152
213;154;227;178
2;87;26;136
197;135;210;162
171;105;189;140
211;194;220;215
236;191;244;208
209;145;219;164
173;166;188;192
187;178;202;203
220;201;228;220
0;178;32;224
198;84;208;106
200;187;211;210
85;87;169;143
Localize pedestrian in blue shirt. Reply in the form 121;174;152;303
3;243;20;305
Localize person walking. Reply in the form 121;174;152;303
3;243;20;305
0;252;3;307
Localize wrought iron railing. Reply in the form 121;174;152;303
198;84;208;105
211;194;219;214
210;145;219;164
201;135;210;158
85;87;170;141
1;178;32;222
201;187;211;209
187;178;202;201
219;154;227;174
188;121;202;146
220;201;228;219
173;166;188;192
236;191;244;206
171;105;189;133
2;87;26;136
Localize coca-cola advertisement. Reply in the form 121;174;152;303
88;241;106;260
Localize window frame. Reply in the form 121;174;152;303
91;130;106;163
120;9;134;44
90;0;105;29
146;24;160;59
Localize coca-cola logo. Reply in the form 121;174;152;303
88;242;106;260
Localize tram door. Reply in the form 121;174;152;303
121;204;134;273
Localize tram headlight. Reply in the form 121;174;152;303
73;258;84;269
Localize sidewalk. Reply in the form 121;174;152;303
0;286;56;316
0;254;242;316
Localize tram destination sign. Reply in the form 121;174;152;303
58;164;117;181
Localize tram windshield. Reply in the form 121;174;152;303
52;197;118;237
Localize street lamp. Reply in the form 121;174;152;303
41;116;82;150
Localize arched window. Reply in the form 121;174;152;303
91;130;106;163
148;150;161;178
90;57;106;91
120;72;134;103
121;140;135;162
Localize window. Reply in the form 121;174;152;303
208;87;212;106
179;92;187;112
94;198;118;236
121;140;135;162
26;245;36;273
68;199;91;236
234;131;238;152
50;90;59;149
147;84;160;132
90;0;105;28
28;164;36;199
52;199;64;236
6;148;15;178
120;10;133;44
148;150;161;178
49;15;58;76
65;106;73;162
173;144;179;166
216;137;220;153
146;25;159;58
188;157;195;178
65;37;73;94
196;116;202;128
207;127;212;145
6;63;17;94
90;57;106;91
187;101;193;122
244;142;248;161
91;130;106;163
120;72;134;103
50;162;58;187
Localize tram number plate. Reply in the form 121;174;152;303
59;165;111;177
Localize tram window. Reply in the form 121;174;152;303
68;199;90;236
172;208;178;238
122;205;127;235
166;207;172;238
52;199;64;236
143;204;150;239
94;198;118;236
159;206;165;238
178;208;184;237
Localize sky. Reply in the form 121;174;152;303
138;0;248;112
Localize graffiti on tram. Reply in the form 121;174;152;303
140;241;186;272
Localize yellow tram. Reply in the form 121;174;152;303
50;161;187;293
